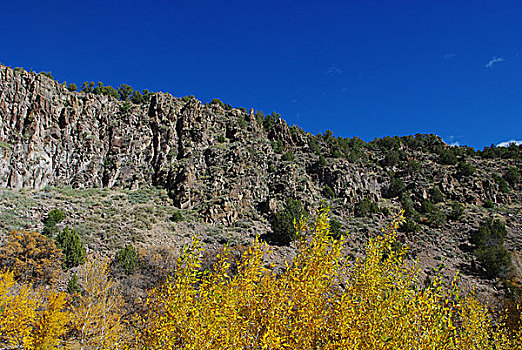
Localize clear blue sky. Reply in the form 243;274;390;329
2;0;521;149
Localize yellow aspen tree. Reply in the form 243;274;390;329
135;207;521;349
66;254;127;350
29;290;70;350
0;270;38;348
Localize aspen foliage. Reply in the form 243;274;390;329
0;270;69;349
0;230;63;284
66;254;127;350
136;207;521;349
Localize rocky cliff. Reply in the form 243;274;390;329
1;64;522;297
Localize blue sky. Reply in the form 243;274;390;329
1;0;521;149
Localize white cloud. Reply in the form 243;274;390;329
443;53;455;59
485;57;504;68
327;65;343;75
497;139;522;147
444;135;461;147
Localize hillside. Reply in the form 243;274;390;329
1;63;522;301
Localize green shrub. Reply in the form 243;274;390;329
42;208;65;237
484;200;495;209
130;90;144;104
470;218;511;279
322;184;335;199
380;206;391;217
116;244;139;275
400;218;420;233
68;83;78;92
55;226;86;269
269;198;307;246
217;135;226;143
493;174;510;193
67;273;80;294
400;194;420;220
39;71;54;80
117;84;134;101
457;161;476;177
328;218;344;239
430;186;444;204
504;166;520;185
437;147;458;165
170;211;184;222
381;150;400;167
407;160;421;172
92;82;119;99
281;151;295;162
317;155;327;171
470;218;507;248
354;198;379;217
420;200;446;227
308;137;321;155
474;245;511;279
82;81;94;93
386;177;405;198
448;202;465;221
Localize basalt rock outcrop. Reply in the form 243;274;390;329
1;64;520;227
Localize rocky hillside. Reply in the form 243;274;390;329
1;63;522;299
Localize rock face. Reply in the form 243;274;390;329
2;64;522;301
0;64;520;228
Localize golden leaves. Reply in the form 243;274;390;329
137;208;521;349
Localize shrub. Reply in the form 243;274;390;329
400;193;418;219
308;137;321;155
475;246;512;279
386;177;405;198
437;147;458;165
407;160;421;172
81;81;94;93
55;226;86;269
42;208;65;237
420;200;446;227
67;273;80;294
329;218;344;239
504;166;520;185
269;198;307;245
39;71;54;80
281;151;294;162
470;218;511;279
322;184;335;199
381;150;400;167
457;161;476;177
68;83;78;92
354;198;379;217
400;218;420;233
493;174;510;193
0;230;62;284
448;202;465;221
130;90;144;104
170;211;184;222
484;199;495;209
118;84;134;101
430;186;444;204
116;244;139;275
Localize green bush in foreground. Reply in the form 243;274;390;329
56;226;86;269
